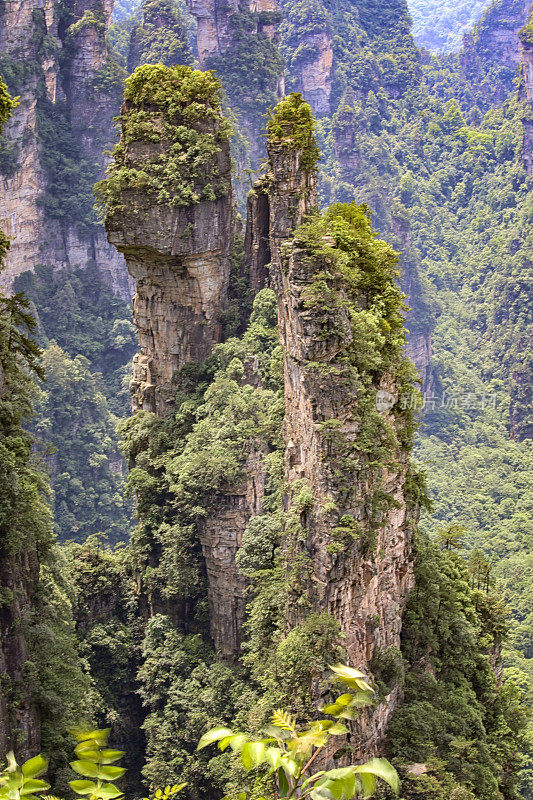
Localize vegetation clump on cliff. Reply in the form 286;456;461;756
266;92;320;171
95;64;232;217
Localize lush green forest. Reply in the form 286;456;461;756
0;1;531;800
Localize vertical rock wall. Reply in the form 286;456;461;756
0;549;40;759
198;450;266;657
245;100;418;754
0;0;130;299
521;17;533;175
461;0;531;105
103;68;233;414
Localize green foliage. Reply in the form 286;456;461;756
0;730;186;800
279;0;420;107
14;263;137;415
0;77;18;127
96;64;231;218
36;99;100;232
267;93;320;172
0;83;91;785
198;665;399;799
387;534;524;800
25;556;93;791
408;0;486;51
294;202;408;372
310;39;532;793
136;614;254;792
69;728;125;800
281;202;420;552
62;537;145;794
89;58;127;96
120;288;283;607
0;297;51;557
67;10;105;38
0;74;19;177
13;264;136;544
0;752;50;800
31;343;132;544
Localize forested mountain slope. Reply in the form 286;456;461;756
0;1;531;800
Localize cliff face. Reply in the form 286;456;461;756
198;449;266;657
0;0;130;298
103;66;233;414
521;17;533;175
186;0;284;166
461;0;531;105
187;0;278;67
287;30;333;116
0;549;40;759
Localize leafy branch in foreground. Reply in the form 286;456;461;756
68;727;126;800
0;730;186;800
0;753;50;800
198;664;400;800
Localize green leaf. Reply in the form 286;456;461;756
280;757;298;778
355;773;376;798
70;761;99;779
99;751;124;766
334;695;353;706
325;722;348;735
329;665;374;694
97;782;124;799
228;734;247;753
73;750;100;764
240;742;265;771
96;767;126;781
301;771;326;790
217;736;233;752
197;728;233;751
278;768;289;796
21;758;48;780
265;747;283;771
71;729;110;745
69;780;97;795
315;768;357;800
321;703;343;717
20;780;50;795
6;752;18;772
271;709;295;731
353;759;399;795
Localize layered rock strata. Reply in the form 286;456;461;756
103;67;233;414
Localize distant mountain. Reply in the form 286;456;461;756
408;0;487;50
